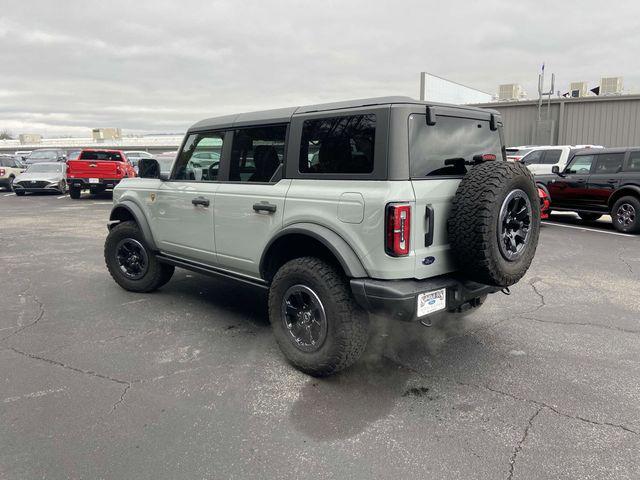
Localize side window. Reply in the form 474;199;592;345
299;115;375;174
594;153;624;174
627;152;640;172
522;150;544;165
566;155;594;174
173;132;224;181
229;125;286;183
542;149;562;165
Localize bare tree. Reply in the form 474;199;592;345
0;130;14;140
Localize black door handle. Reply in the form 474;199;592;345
253;202;277;213
192;196;210;207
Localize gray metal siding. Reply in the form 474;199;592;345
473;95;640;147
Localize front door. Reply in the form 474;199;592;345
214;124;290;278
150;131;225;264
586;152;625;209
548;154;595;208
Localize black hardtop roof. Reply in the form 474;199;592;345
574;147;639;155
188;96;500;132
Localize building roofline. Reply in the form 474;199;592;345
472;93;640;108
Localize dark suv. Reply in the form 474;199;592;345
536;147;640;233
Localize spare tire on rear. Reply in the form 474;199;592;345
447;161;540;287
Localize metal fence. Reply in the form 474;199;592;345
473;94;640;147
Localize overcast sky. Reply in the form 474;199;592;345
1;0;638;136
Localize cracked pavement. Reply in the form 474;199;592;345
1;194;639;479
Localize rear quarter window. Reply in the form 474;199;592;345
409;114;503;177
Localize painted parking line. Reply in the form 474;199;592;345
3;193;15;197
542;221;637;238
57;195;68;199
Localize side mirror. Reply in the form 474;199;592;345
551;165;560;174
138;158;162;179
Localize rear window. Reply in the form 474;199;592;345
409;114;503;177
79;151;123;161
299;114;375;174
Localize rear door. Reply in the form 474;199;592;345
521;149;544;173
213;125;290;278
586;152;625;208
149;131;225;264
409;109;504;278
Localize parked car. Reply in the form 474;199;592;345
538;187;550;219
123;151;154;173
506;145;536;162
25;149;67;164
67;149;136;199
12;162;68;195
0;155;26;191
14;150;32;161
103;96;540;376
536;147;640;233
520;145;604;175
66;149;82;161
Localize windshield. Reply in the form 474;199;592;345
506;148;532;157
409;114;503;177
26;163;63;173
29;150;58;160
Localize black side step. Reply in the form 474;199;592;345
157;253;268;289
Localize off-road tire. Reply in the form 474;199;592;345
578;212;602;222
69;186;81;199
611;196;640;233
268;257;368;376
104;220;174;292
448;161;540;287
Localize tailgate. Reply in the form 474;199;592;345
67;160;118;178
411;179;460;279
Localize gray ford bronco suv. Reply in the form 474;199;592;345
105;97;540;376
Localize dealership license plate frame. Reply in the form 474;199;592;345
89;178;99;184
417;288;446;317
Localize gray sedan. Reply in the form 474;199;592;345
13;162;68;195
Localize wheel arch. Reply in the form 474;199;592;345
108;200;158;250
259;223;368;282
608;186;640;209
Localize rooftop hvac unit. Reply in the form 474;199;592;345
569;81;588;98
599;77;623;95
498;84;524;101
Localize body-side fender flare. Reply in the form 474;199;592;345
260;223;368;279
109;200;158;251
609;185;640;208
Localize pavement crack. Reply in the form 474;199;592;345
110;383;131;413
6;347;130;386
520;315;640;335
507;406;542;480
459;381;638;436
618;248;634;275
0;283;46;343
384;358;638;437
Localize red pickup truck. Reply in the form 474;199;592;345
67;149;136;199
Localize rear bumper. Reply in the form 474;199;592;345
67;178;121;189
350;274;500;321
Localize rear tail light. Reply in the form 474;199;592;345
116;165;122;175
482;154;497;161
385;203;411;256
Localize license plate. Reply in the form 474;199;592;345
89;178;99;184
417;288;446;317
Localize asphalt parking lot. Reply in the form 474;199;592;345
1;191;639;479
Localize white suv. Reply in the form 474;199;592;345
521;145;603;175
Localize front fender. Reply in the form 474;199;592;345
109;200;158;251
